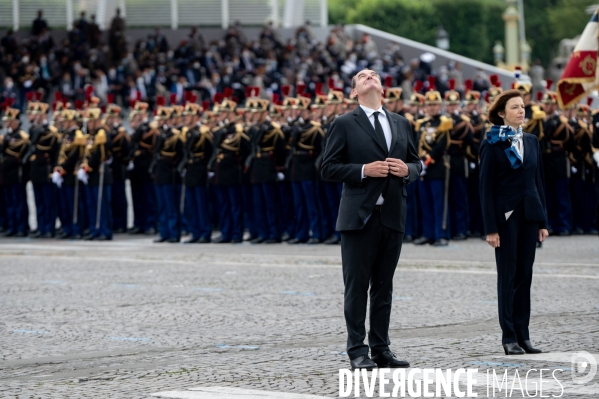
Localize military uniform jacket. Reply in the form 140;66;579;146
542;113;574;179
249;121;286;184
1;129;30;185
447;112;475;178
416;115;452;180
57;127;87;186
110;126;131;182
155;127;185;186
184;125;213;186
29;124;61;185
86;127;113;186
130;122;158;183
569;118;595;183
289;120;324;182
523;103;545;139
211;123;250;186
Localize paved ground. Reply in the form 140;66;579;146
0;234;597;398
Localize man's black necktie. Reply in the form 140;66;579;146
373;111;389;199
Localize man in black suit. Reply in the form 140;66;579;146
321;69;421;370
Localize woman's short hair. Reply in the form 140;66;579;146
487;89;523;125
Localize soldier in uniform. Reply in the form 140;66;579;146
1;105;30;237
104;103;130;234
151;106;185;243
80;105;113;240
128;100;158;235
181;100;213;243
540;89;574;235
208;98;251;243
287;90;325;244
246;96;286;243
463;80;484;238
445;79;475;240
54;109;87;239
413;89;452;246
514;79;545;139
24;100;61;238
568;100;597;234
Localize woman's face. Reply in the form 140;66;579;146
500;97;525;126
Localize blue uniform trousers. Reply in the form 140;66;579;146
545;178;572;233
320;181;341;239
4;183;28;234
185;185;212;240
33;183;56;235
449;175;469;237
60;185;85;236
404;180;419;238
131;181;156;232
571;178;598;232
86;185;113;238
420;178;449;241
252;182;279;240
111;180;128;231
291;180;322;241
242;183;257;239
276;181;295;238
215;184;243;241
155;184;181;240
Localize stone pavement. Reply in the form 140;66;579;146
0;234;597;398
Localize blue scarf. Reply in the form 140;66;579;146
486;125;523;169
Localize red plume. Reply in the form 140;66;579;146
536;92;544;102
296;82;306;96
464;79;473;92
26;92;35;102
413;80;424;93
281;85;291;97
272;93;280;104
201;101;210;110
315;82;323;95
224;87;233;99
489;74;499;86
101;105;107;114
51;102;57;111
384;76;393;88
35;91;43;101
427;76;436;91
484;92;490;103
587;97;593;106
156;96;166;106
496;80;502;87
245;86;252;98
107;93;115;104
328;78;335;89
511;82;516;89
129;99;137;109
545;79;553;90
214;93;224;103
448;79;456;91
136;91;142;101
190;94;197;103
252;87;260;97
184;91;191;102
75;99;83;110
7;98;14;107
169;93;177;105
84;85;94;101
54;92;63;102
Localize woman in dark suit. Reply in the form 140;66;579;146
479;89;549;355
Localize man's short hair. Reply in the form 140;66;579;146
351;69;381;89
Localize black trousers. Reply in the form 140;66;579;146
340;210;403;359
495;202;538;344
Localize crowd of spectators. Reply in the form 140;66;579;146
1;8;492;113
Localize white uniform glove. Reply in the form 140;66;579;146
208;171;215;179
470;162;476;170
420;160;427;176
77;168;89;185
52;170;63;188
571;166;578;174
593;151;599;165
277;172;285;181
127;161;134;171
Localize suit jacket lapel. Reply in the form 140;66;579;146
353;106;387;154
385;109;399;154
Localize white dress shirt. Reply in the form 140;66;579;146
359;104;392;205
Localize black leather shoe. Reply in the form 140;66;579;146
281;232;291;241
557;230;571;236
154;237;168;243
413;237;432;245
468;230;482;238
350;355;377;370
402;235;413;243
128;227;142;234
536;241;543;248
145;228;157;235
433;238;449;246
114;228;125;234
29;231;42;238
518;340;542;354
307;238;321;244
503;342;525;355
84;235;95;241
167;238;180;243
231;238;242;243
288;238;305;244
572;228;584;235
264;238;280;244
15;232;27;238
371;351;410;368
69;234;82;240
95;235;111;241
250;237;265;244
58;232;70;239
212;236;231;244
324;235;340;245
41;232;54;238
198;237;211;243
185;237;199;244
453;233;467;241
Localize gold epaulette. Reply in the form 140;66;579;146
149;121;159;130
404;113;414;123
48;125;58;134
94;129;107;146
181;126;189;136
593;109;599;116
415;117;429;132
200;125;211;135
118;126;127;134
579;121;588;130
310;121;322;127
73;129;87;146
19;130;30;140
460;114;471;123
531;105;546;120
559;115;569;125
439;116;454;132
